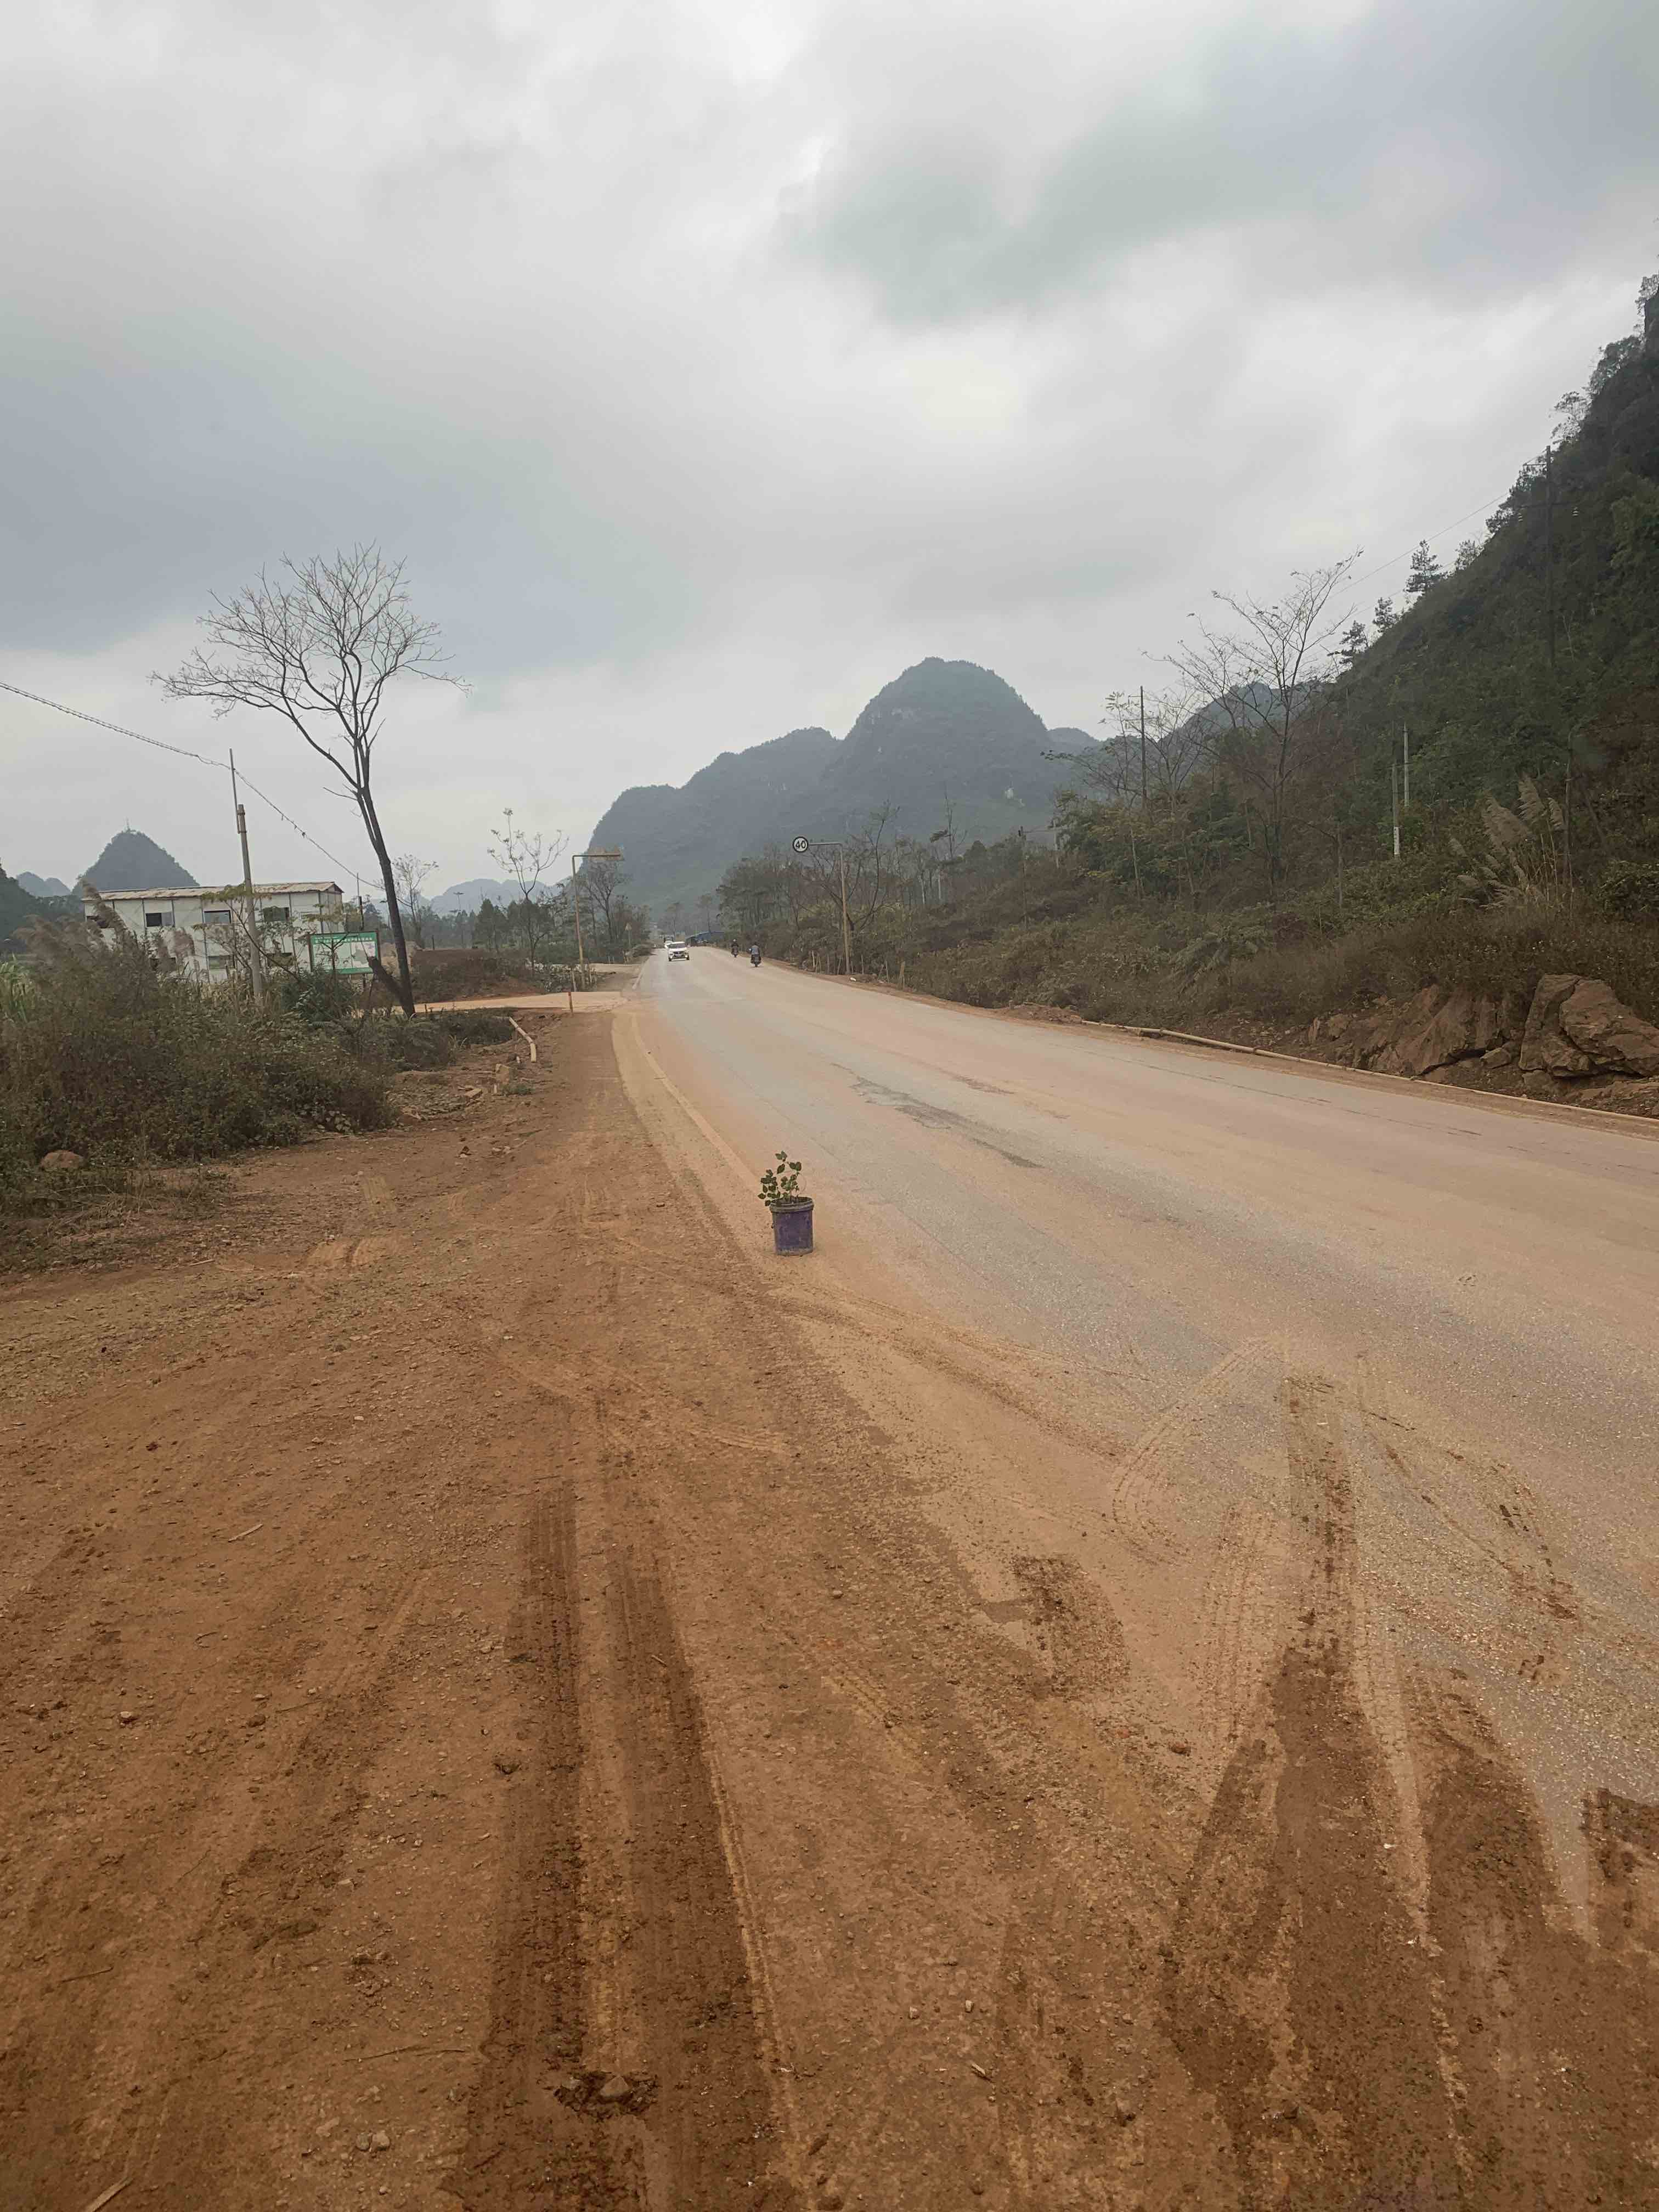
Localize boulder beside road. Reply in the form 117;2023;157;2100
1310;974;1659;1111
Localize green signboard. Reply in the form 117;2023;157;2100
305;932;379;975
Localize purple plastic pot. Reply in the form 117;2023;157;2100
770;1198;814;1255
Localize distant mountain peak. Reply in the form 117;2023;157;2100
82;828;199;892
586;658;1062;918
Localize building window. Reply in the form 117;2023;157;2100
204;908;232;926
144;911;166;928
261;906;290;927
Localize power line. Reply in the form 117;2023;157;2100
1;678;370;883
1348;475;1521;596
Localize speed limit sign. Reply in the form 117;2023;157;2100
791;836;810;854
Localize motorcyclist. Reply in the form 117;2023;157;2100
749;944;761;967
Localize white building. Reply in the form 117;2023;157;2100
83;881;350;986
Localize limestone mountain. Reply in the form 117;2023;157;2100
589;724;838;924
588;659;1070;921
16;871;70;899
82;829;199;893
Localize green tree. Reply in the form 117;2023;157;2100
1404;540;1443;598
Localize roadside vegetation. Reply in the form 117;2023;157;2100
0;927;517;1243
718;278;1659;1050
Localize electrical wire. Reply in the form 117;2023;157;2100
1;678;371;884
1347;473;1522;595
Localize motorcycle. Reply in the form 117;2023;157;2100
749;949;761;967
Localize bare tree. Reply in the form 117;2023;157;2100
578;853;628;955
157;545;461;1014
1166;558;1357;893
489;809;567;973
393;854;438;949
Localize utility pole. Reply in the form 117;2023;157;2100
1402;723;1410;812
1139;686;1148;811
228;749;266;1006
1544;439;1557;675
1391;757;1401;861
837;846;852;977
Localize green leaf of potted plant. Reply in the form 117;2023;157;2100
759;1150;813;1254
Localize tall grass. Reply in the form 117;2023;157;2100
0;933;394;1213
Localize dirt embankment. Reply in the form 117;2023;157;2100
5;1013;1659;2209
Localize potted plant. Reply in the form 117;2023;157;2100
759;1150;813;1254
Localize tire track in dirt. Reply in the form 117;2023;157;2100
1164;1375;1461;2208
449;1488;621;2210
450;1117;794;2209
1417;1687;1659;2207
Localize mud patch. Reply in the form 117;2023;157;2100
1011;1555;1128;1699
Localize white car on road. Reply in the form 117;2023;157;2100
665;939;690;961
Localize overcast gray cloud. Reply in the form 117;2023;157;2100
3;0;1655;892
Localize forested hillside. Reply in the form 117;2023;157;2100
718;281;1659;1092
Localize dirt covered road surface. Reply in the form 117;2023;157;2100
4;974;1659;2210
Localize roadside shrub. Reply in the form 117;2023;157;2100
1598;857;1659;923
0;933;393;1212
433;1010;516;1046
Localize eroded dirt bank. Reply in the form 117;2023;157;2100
3;1013;1657;2209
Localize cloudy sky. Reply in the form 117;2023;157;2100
4;0;1655;893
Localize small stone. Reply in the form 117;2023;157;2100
245;1712;267;1728
820;2193;843;2210
118;1709;137;1726
969;2061;990;2080
315;2118;339;2139
493;1753;520;1775
907;2005;919;2020
356;2133;372;2151
1113;2091;1139;2126
964;1998;973;2012
369;2129;391;2150
596;2074;630;2103
830;1588;843;1600
1168;1740;1192;1756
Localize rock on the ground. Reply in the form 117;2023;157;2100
1336;987;1518;1079
39;1150;83;1173
1556;977;1659;1078
1522;974;1597;1077
1521;973;1659;1082
1373;988;1505;1078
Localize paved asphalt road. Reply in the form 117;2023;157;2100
624;949;1659;1904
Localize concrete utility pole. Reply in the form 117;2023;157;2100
1544;439;1557;676
1402;723;1410;812
229;749;266;1007
1391;757;1401;862
1139;686;1148;810
837;847;852;977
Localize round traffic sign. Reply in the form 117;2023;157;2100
791;836;810;854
